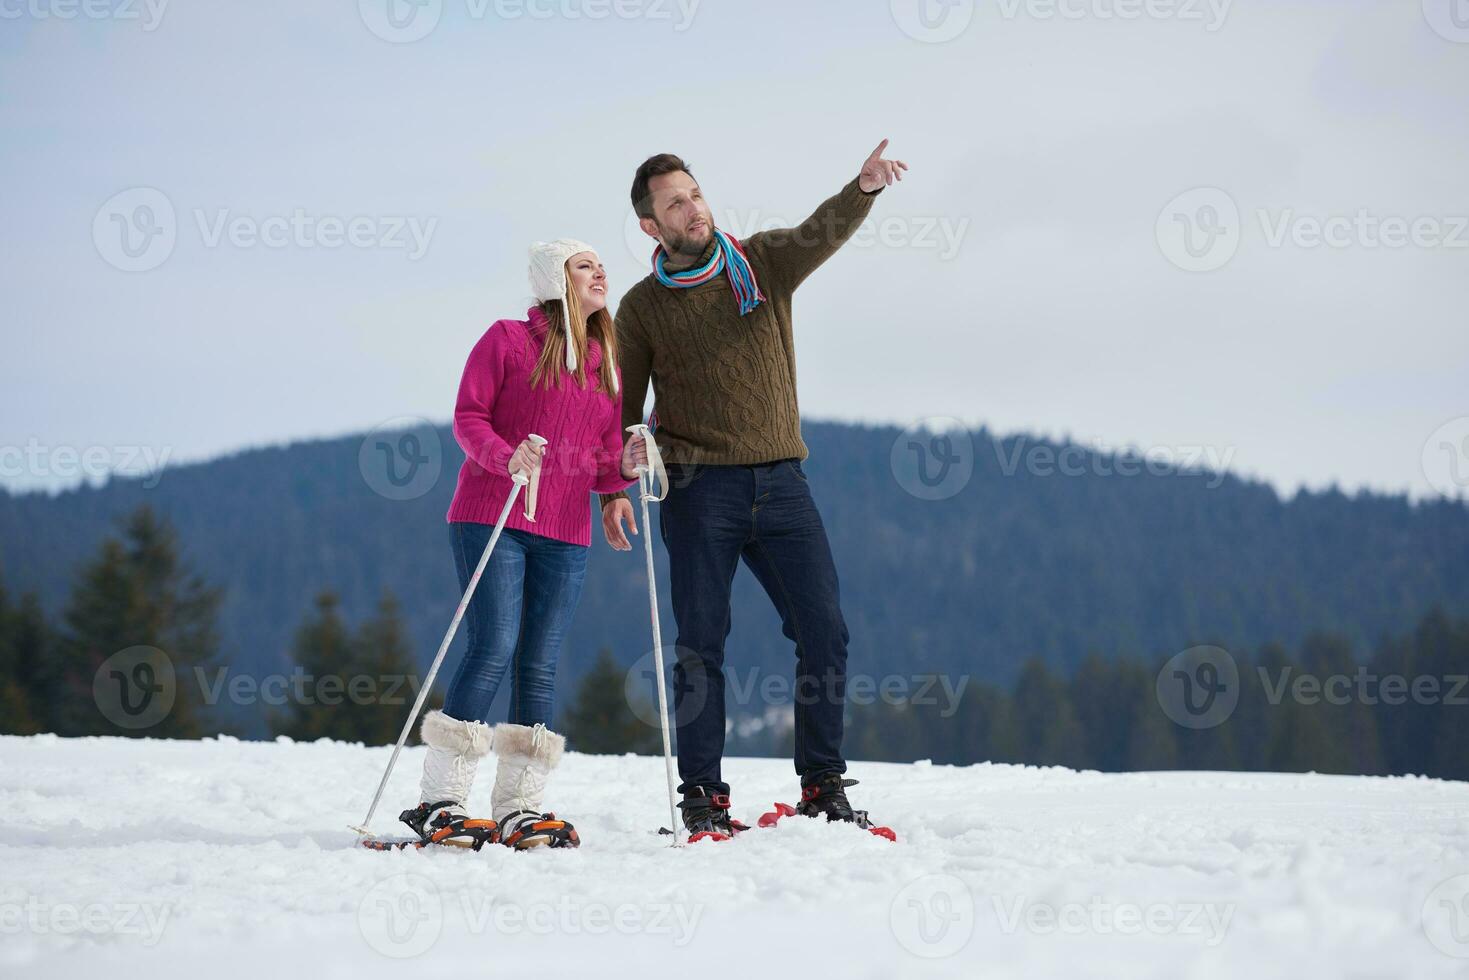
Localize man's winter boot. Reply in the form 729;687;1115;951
678;786;748;842
796;773;895;840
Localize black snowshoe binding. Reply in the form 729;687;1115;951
496;809;580;850
381;800;500;851
678;786;748;843
757;775;897;841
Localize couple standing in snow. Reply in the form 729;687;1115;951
402;141;908;849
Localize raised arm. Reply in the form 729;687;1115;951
751;139;907;292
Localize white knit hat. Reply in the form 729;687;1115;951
528;239;617;393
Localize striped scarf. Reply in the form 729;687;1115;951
652;228;765;315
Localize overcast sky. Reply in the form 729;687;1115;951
2;0;1466;499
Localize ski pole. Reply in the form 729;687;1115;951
350;435;546;838
626;423;677;844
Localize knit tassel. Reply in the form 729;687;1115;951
562;297;577;372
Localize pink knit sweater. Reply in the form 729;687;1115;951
446;306;634;546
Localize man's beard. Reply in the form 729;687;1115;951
660;218;714;260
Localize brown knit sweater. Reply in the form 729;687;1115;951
599;176;881;510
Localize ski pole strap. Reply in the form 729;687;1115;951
626;423;668;502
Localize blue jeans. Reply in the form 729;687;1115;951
659;459;850;795
441;523;588;727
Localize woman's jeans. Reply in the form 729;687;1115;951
441;523;588;728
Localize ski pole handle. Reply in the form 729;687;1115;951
519;433;547;520
626;424;668;503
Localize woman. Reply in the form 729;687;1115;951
401;239;646;850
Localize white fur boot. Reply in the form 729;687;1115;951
490;722;579;849
400;709;497;848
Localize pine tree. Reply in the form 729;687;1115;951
270;591;354;742
1012;657;1089;769
349;592;433;746
560;648;661;755
57;506;221;738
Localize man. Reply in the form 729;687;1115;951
601;141;907;839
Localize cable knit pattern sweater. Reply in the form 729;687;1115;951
599;177;880;510
448;306;634;546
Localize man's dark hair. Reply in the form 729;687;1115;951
631;153;692;220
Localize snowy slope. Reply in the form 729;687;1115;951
3;735;1468;979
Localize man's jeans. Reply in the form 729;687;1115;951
442;523;588;727
659;458;850;795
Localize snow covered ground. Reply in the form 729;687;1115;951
3;735;1468;979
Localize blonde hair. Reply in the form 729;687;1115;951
529;258;618;393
